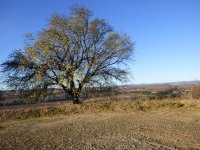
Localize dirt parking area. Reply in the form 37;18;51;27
0;110;200;150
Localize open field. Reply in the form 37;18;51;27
0;110;200;149
0;99;200;149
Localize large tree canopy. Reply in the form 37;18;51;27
1;5;134;104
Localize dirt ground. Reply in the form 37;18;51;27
0;110;200;150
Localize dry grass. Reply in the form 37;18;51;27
1;98;200;121
1;98;200;149
1;110;200;149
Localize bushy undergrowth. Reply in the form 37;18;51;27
192;86;200;99
0;99;199;121
134;88;181;99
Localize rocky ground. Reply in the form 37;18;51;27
0;110;200;150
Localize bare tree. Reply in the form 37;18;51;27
1;5;134;104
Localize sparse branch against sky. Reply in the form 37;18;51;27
0;0;200;84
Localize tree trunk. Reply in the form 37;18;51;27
72;93;81;104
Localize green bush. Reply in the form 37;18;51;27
156;88;180;99
192;86;200;99
133;91;152;95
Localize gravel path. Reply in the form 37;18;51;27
0;111;200;150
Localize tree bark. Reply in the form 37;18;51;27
71;92;81;104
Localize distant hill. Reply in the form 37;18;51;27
126;80;200;87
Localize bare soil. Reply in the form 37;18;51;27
0;110;200;150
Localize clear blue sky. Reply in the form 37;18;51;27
0;0;200;84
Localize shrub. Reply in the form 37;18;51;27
156;88;181;99
0;125;4;130
133;91;152;95
192;86;200;99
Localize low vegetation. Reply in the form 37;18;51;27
1;99;199;121
0;85;193;106
192;86;200;99
133;88;181;99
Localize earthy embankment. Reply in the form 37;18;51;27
0;99;200;149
